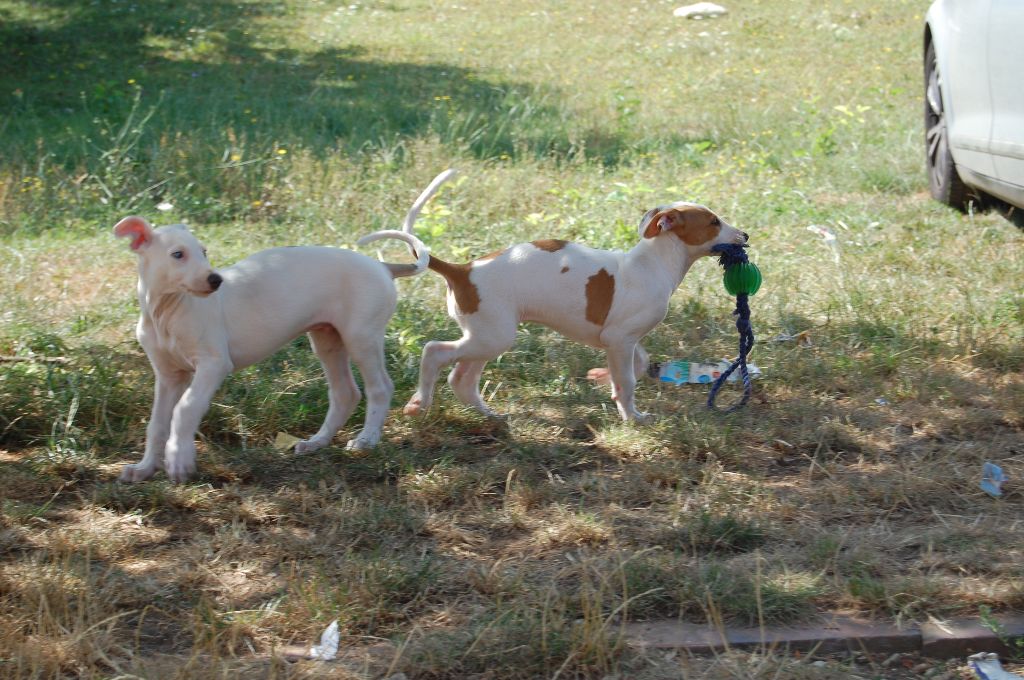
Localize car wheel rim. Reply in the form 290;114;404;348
925;48;949;189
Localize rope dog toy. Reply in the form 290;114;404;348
706;243;762;412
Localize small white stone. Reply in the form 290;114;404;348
882;653;902;668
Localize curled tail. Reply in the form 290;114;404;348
402;169;458;235
357;230;430;279
356;169;458;278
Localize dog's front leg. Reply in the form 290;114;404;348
120;371;189;482
605;339;653;423
163;359;231;483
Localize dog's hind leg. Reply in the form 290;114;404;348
405;339;459;416
586;343;650;386
120;370;189;482
297;326;361;454
448;359;502;417
405;317;516;416
343;330;394;451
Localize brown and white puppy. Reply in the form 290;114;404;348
398;198;749;422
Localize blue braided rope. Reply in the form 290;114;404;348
707;244;756;412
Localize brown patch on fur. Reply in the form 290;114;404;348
476;248;506;262
585;269;614;326
428;255;481;314
665;206;721;246
560;266;570;274
532;239;568;252
307;323;343;344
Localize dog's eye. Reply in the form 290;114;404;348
171;251;184;259
711;217;721;226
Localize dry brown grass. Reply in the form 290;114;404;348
1;351;1020;676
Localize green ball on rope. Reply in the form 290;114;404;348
707;243;761;412
722;261;762;296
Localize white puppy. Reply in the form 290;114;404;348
115;173;452;483
400;196;749;422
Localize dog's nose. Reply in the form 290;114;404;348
741;231;750;242
207;273;223;291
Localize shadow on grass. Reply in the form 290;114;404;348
1;353;1020;674
1;308;1020;674
0;0;646;173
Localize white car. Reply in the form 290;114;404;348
924;0;1024;224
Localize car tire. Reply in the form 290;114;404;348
924;39;972;211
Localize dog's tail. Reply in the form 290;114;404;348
356;169;458;278
401;169;458;235
357;230;430;279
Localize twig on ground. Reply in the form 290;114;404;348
0;355;69;364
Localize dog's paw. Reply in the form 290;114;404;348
402;398;423;416
119;462;157;483
346;431;380;452
482;409;510;422
586;367;611;385
632;412;656;425
295;437;328;454
163;459;196;484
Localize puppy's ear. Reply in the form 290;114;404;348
638;207;673;239
113;216;154;251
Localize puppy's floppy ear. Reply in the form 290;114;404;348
638;207;673;239
113;216;154;251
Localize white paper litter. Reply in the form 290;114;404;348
673;2;727;19
806;224;841;263
309;620;340;661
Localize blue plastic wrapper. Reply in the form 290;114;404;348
980;462;1008;498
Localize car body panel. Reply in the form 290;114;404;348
927;0;996;179
988;0;1024;190
925;0;1024;209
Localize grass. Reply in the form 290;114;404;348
1;0;1023;677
